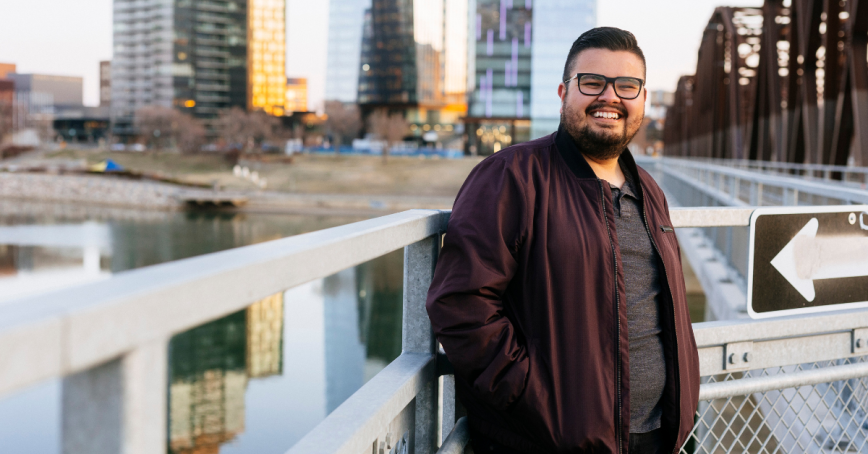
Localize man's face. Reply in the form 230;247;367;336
558;48;646;161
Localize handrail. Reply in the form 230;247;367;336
693;308;868;376
286;352;435;454
7;205;868;454
698;361;868;400
0;209;449;398
664;157;868;204
697;157;868;176
635;156;868;205
0;207;754;399
436;417;469;454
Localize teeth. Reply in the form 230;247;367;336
593;111;620;119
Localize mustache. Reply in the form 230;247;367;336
585;103;627;117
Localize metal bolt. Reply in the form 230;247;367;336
850;213;857;225
743;352;752;363
858;339;864;349
729;353;738;364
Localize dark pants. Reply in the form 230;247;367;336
628;429;664;454
469;428;664;454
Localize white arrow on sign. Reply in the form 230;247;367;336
771;218;868;302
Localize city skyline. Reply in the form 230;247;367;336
4;0;762;110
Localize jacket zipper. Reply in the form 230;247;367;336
641;200;682;454
597;180;623;454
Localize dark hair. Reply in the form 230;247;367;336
562;27;646;84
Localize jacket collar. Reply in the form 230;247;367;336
554;123;645;200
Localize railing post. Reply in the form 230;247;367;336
62;338;168;454
403;235;441;454
440;374;456;445
749;182;763;206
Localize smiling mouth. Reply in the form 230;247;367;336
591;111;623;120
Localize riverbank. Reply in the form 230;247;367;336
1;150;483;213
44;149;484;197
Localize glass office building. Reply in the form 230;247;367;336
112;0;285;138
355;0;467;146
467;0;595;154
530;0;595;139
324;0;371;103
248;0;286;116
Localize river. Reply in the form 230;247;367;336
0;200;404;454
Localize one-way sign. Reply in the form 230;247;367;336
748;205;868;318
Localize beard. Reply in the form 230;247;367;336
561;99;643;161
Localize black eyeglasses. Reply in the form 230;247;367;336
564;73;645;100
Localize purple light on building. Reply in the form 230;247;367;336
477;14;482;40
500;1;507;40
517;91;524;117
526;0;532;9
524;22;531;48
512;38;519;85
486;68;493;118
487;29;494;56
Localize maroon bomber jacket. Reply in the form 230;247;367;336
426;127;700;454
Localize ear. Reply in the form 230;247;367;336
558;83;566;114
643;87;648;102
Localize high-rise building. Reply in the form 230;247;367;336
529;0;595;139
356;0;467;146
0;63;15;140
8;73;84;113
111;0;286;138
7;74;85;137
0;63;15;80
285;77;308;113
324;0;370;103
99;61;111;108
466;0;595;154
247;0;286;116
0;80;13;140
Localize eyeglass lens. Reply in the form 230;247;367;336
578;74;642;99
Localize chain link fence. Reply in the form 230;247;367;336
682;357;868;453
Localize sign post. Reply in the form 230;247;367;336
747;205;868;318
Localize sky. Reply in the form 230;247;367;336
1;0;761;110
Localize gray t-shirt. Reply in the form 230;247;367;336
609;176;666;434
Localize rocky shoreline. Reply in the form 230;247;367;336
0;172;454;214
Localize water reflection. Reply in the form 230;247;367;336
0;200;404;454
168;251;403;453
169;295;283;454
0;223;111;304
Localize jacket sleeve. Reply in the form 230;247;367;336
425;156;531;411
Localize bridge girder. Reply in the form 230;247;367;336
664;0;868;167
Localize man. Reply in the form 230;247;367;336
426;27;700;454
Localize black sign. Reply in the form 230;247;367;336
748;206;868;318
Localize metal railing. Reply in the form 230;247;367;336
635;155;868;321
0;209;449;454
695;158;868;188
688;309;868;453
3;206;868;453
635;156;868;452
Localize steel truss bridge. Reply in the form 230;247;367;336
664;0;868;169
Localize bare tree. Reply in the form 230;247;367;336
135;106;206;152
324;101;362;153
367;109;408;162
134;106;176;150
215;107;280;153
174;114;207;153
